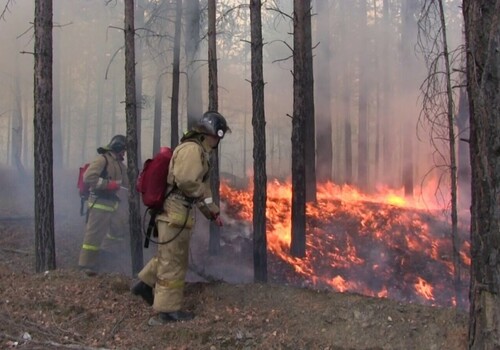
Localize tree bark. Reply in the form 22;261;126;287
170;0;182;148
315;0;333;183
464;1;500;348
456;87;471;210
184;0;203;130
290;0;307;258
34;0;56;272
52;12;63;169
152;74;163;156
250;0;267;283
207;0;221;255
304;0;316;202
124;0;143;276
135;0;145;166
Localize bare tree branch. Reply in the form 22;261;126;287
0;0;15;21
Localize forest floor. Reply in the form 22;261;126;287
0;167;468;350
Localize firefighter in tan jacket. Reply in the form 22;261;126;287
132;111;230;325
78;134;129;274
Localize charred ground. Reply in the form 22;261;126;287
0;168;468;349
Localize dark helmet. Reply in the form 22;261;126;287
107;134;127;153
194;111;231;139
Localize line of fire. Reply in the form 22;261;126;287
219;179;470;309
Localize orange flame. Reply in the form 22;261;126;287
220;179;470;308
414;277;435;301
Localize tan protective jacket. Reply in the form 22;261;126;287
84;152;128;204
157;138;219;226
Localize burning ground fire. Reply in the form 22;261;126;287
220;180;470;309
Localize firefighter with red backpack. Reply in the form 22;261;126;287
131;111;230;325
78;134;129;275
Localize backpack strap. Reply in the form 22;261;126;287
143;209;158;248
101;154;109;178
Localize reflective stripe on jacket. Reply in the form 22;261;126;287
88;201;119;212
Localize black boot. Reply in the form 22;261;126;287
148;311;194;325
160;311;194;322
131;281;154;306
78;265;98;277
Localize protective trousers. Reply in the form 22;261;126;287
138;220;192;312
78;200;125;269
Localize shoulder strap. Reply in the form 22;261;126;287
101;154;109;178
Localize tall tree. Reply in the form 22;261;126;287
144;0;172;156
250;0;267;283
95;51;106;148
400;0;419;196
315;0;333;183
184;0;203;130
381;0;394;186
290;0;307;258
135;0;145;165
418;0;462;308
170;0;183;148
124;0;143;276
207;0;218;113
12;61;26;177
339;0;353;185
52;9;62;169
80;61;92;162
152;74;163;155
207;0;221;255
34;0;56;272
456;87;470;211
304;0;316;202
357;0;369;191
463;0;500;348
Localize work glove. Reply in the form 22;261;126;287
198;197;221;225
106;180;121;191
213;213;223;227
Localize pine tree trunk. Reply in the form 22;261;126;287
134;0;145;166
436;0;462;309
34;0;56;272
207;0;221;255
290;0;307;258
304;0;316;202
464;1;500;348
315;0;333;183
152;75;163;156
357;0;369;191
170;0;182;148
456;87;470;212
12;67;26;177
400;0;417;197
250;0;267;283
124;0;143;276
184;0;203;130
52;12;63;169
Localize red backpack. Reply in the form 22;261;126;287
136;147;175;248
77;163;91;200
136;146;174;210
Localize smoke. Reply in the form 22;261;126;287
0;1;466;283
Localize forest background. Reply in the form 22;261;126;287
1;0;488;349
0;0;466;195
